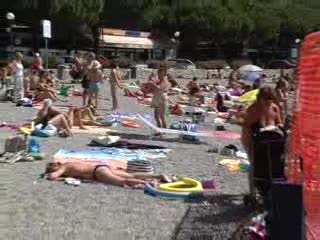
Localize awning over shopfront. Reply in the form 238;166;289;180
101;35;154;49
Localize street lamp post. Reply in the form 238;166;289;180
173;31;180;58
295;38;301;62
5;12;15;57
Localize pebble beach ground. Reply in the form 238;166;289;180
0;79;250;240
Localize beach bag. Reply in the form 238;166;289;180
182;123;200;141
5;134;27;153
33;124;57;137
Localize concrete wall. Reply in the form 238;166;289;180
58;67;293;82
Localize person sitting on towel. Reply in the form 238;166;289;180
186;77;202;106
34;99;72;135
44;162;171;188
236;86;282;160
67;105;102;129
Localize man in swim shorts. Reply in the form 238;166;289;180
44;162;171;188
87;60;103;109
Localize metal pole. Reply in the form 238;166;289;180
45;38;48;69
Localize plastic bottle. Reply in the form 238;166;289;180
28;137;40;153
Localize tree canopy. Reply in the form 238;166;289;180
0;0;319;56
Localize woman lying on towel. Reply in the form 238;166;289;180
44;162;171;188
34;99;72;135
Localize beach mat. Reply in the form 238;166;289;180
72;126;114;135
54;148;170;162
89;139;167;149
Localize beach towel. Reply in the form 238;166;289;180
54;148;170;162
89;139;166;149
72;126;113;135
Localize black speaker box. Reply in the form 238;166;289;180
269;182;305;240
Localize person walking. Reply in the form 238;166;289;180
8;52;24;102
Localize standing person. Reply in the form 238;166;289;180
150;66;171;132
30;52;43;73
110;62;123;110
8;52;24;102
87;60;103;109
81;52;95;106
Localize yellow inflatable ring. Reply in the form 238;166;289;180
19;122;35;135
159;177;203;193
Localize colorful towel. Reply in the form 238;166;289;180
54;148;170;162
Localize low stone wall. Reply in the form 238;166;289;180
55;67;293;82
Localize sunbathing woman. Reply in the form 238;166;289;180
44;162;171;188
150;66;171;131
236;86;282;158
67;105;102;130
34;72;64;102
34;99;72;135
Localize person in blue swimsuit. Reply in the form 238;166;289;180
87;60;103;109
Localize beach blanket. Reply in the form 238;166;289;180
72;126;113;135
89;138;166;149
138;114;240;140
54;148;170;162
219;159;250;172
107;111;154;121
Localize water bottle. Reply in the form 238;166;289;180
28;137;40;153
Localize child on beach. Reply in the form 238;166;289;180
44;162;171;188
87;60;103;109
186;77;201;106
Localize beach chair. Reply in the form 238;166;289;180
137;114;211;140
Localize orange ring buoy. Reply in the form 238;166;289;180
121;119;142;128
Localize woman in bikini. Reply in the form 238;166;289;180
44;162;171;188
150;66;171;131
237;86;282;158
110;62;123;110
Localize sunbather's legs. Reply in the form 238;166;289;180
111;169;171;182
154;107;162;128
95;167;146;187
49;114;72;133
159;102;167;129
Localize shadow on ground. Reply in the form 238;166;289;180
111;131;209;145
172;194;252;240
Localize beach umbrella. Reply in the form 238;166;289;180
236;89;260;103
238;64;263;72
238;65;263;82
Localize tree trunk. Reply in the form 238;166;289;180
91;25;100;54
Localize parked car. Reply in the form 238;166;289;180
167;58;196;70
268;59;297;69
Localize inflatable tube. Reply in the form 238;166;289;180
159;177;203;193
100;118;117;126
121;120;142;128
144;184;204;199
